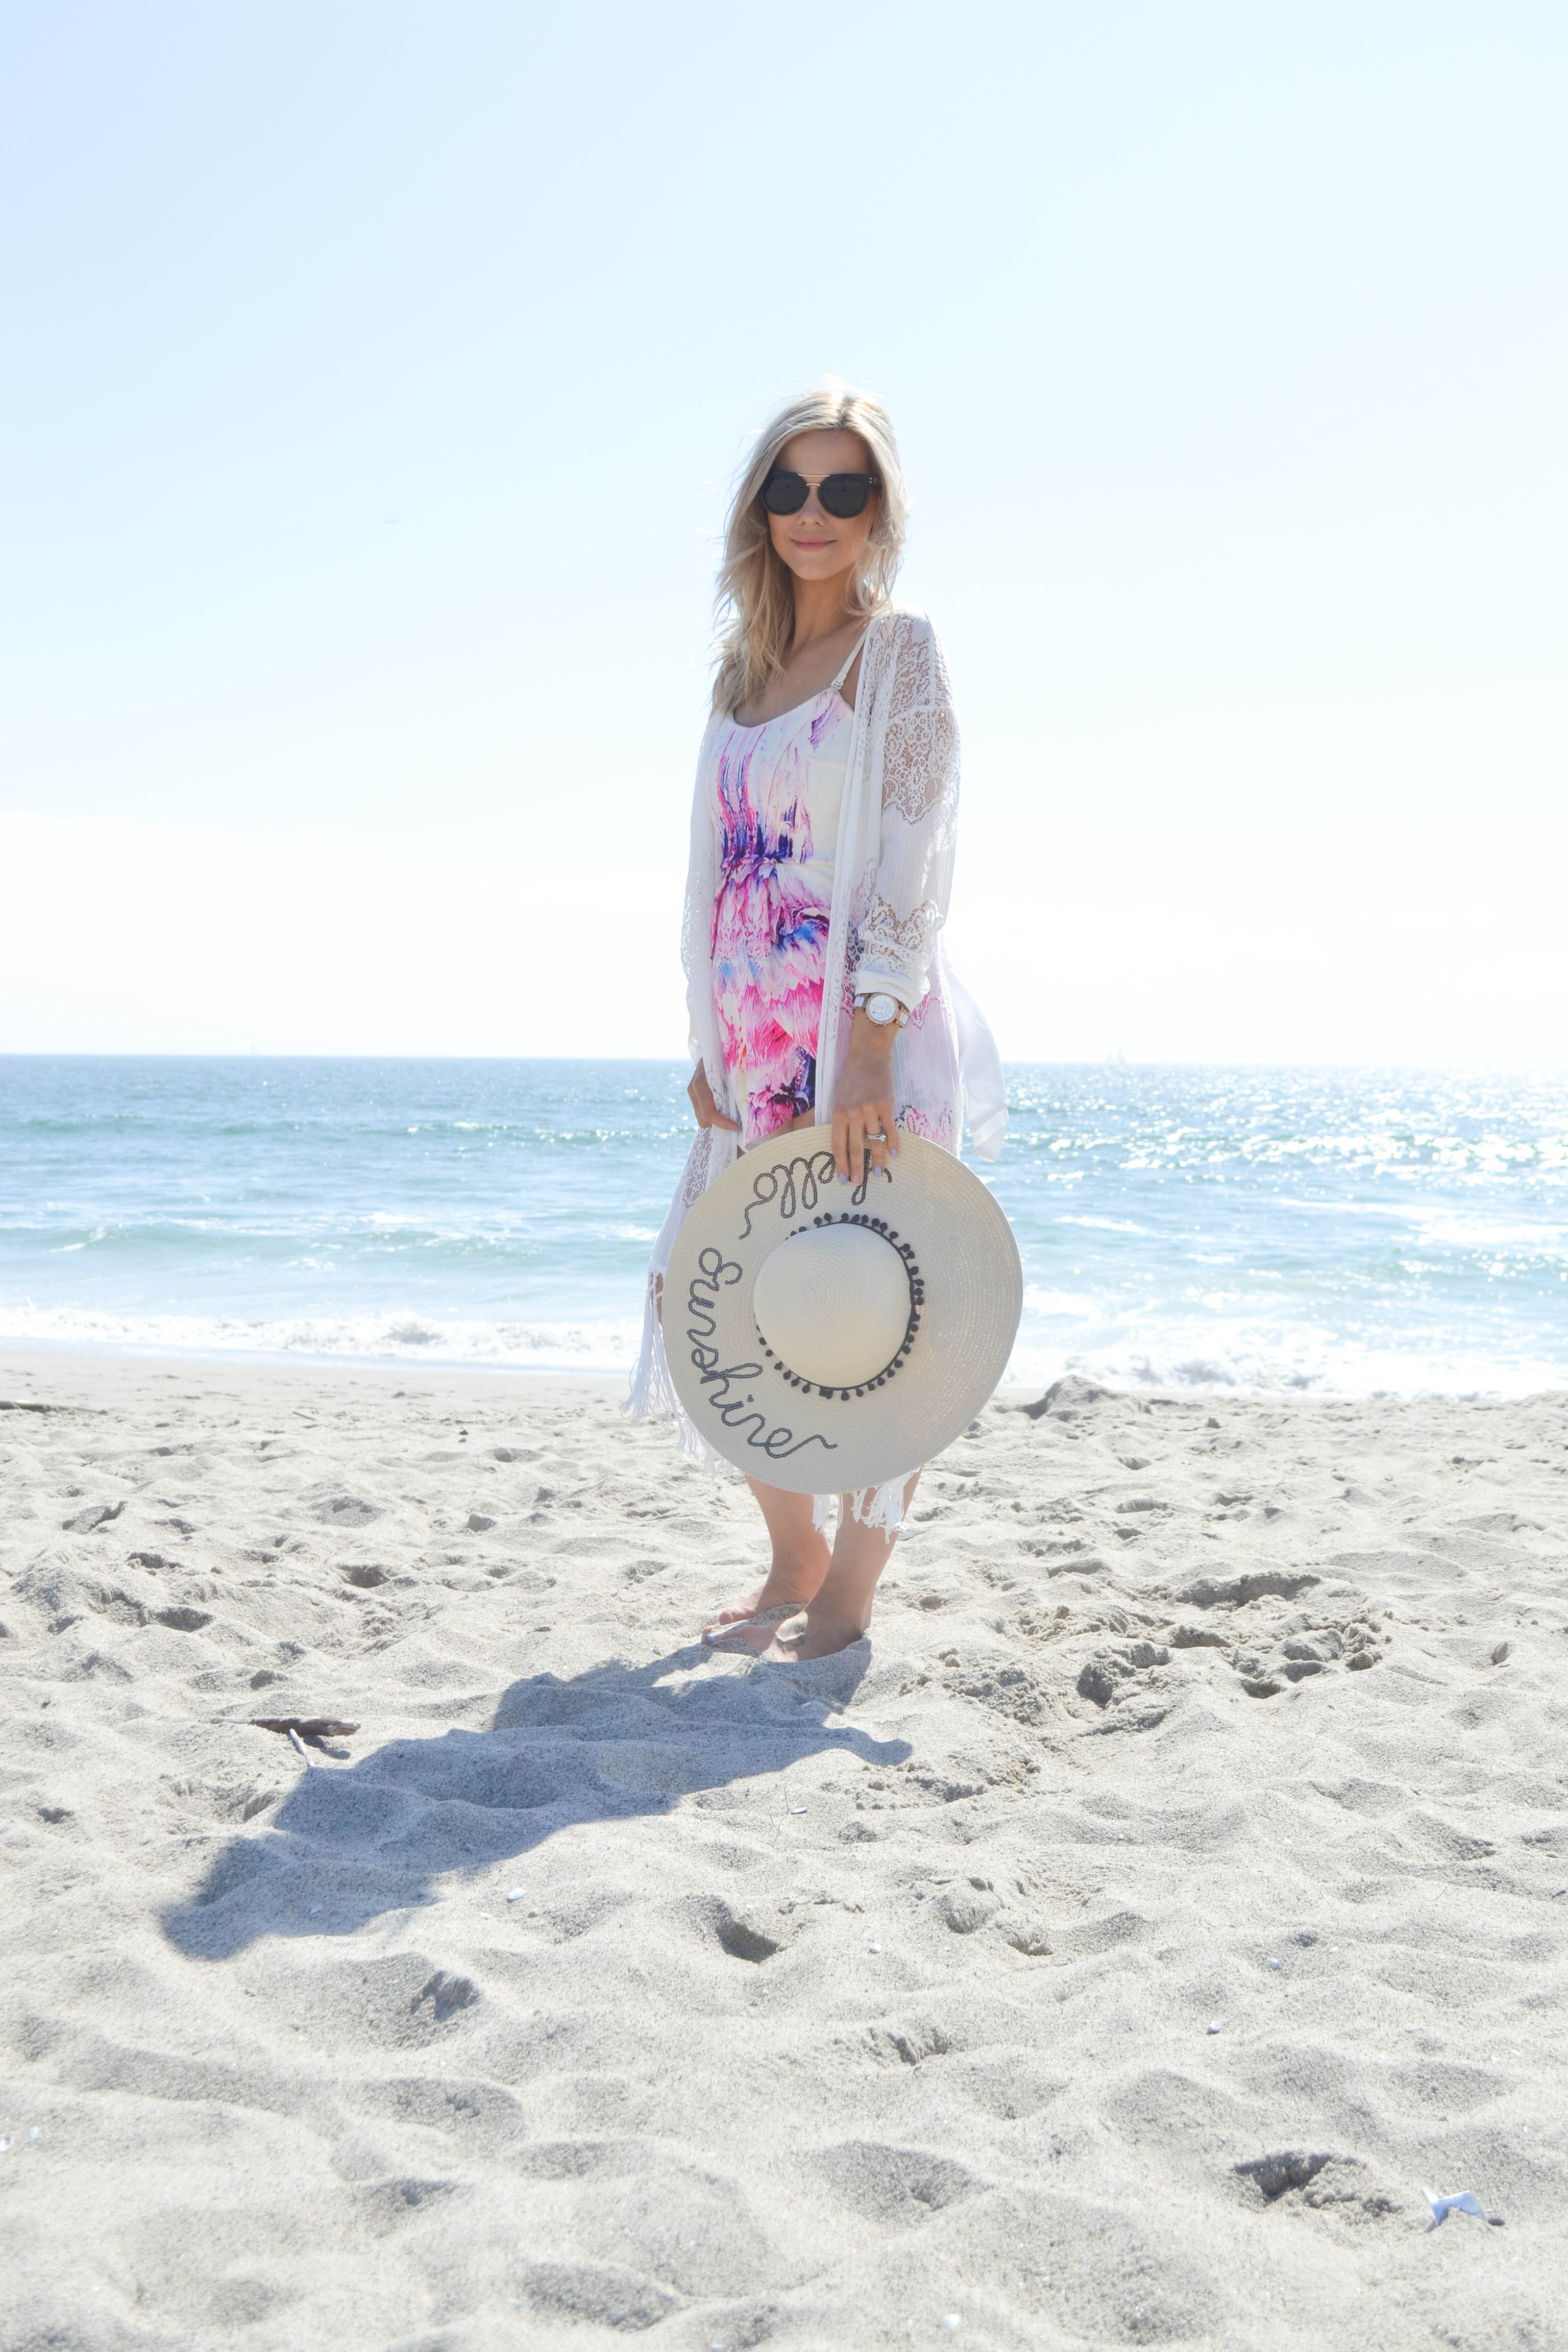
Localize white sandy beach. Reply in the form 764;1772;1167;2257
3;1349;1565;2350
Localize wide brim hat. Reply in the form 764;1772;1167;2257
665;1131;1022;1494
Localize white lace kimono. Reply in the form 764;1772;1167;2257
628;604;1006;1500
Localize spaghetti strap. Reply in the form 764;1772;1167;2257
828;624;873;694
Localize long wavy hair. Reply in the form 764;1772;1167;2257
710;381;908;716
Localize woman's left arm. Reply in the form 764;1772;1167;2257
831;619;961;1181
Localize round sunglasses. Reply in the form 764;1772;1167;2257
761;469;879;520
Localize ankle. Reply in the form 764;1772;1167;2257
760;1557;825;1600
803;1601;870;1639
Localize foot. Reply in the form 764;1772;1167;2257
701;1598;811;1654
751;1605;870;1663
701;1550;829;1644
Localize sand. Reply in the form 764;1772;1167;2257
3;1348;1566;2351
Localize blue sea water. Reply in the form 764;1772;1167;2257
1;1057;1565;1398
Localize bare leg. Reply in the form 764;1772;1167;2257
700;1478;831;1644
653;1276;820;1640
752;1472;922;1661
680;1111;837;1644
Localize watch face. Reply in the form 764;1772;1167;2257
867;993;897;1025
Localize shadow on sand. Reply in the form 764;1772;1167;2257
164;1639;910;1959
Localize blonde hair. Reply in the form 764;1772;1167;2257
711;380;908;716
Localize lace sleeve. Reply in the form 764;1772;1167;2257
850;618;960;1010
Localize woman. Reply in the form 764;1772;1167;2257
629;382;1001;1661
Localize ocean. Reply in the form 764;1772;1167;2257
2;1057;1565;1398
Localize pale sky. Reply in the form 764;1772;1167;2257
3;1;1564;1062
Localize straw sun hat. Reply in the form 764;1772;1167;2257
665;1130;1022;1493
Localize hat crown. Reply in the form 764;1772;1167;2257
752;1222;911;1390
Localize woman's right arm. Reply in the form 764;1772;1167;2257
849;616;960;1023
688;1063;740;1131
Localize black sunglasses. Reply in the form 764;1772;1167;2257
761;469;879;519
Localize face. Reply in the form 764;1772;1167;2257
763;428;880;586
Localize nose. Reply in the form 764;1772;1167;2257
799;484;829;522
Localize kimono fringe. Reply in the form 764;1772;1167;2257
849;1477;909;1537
